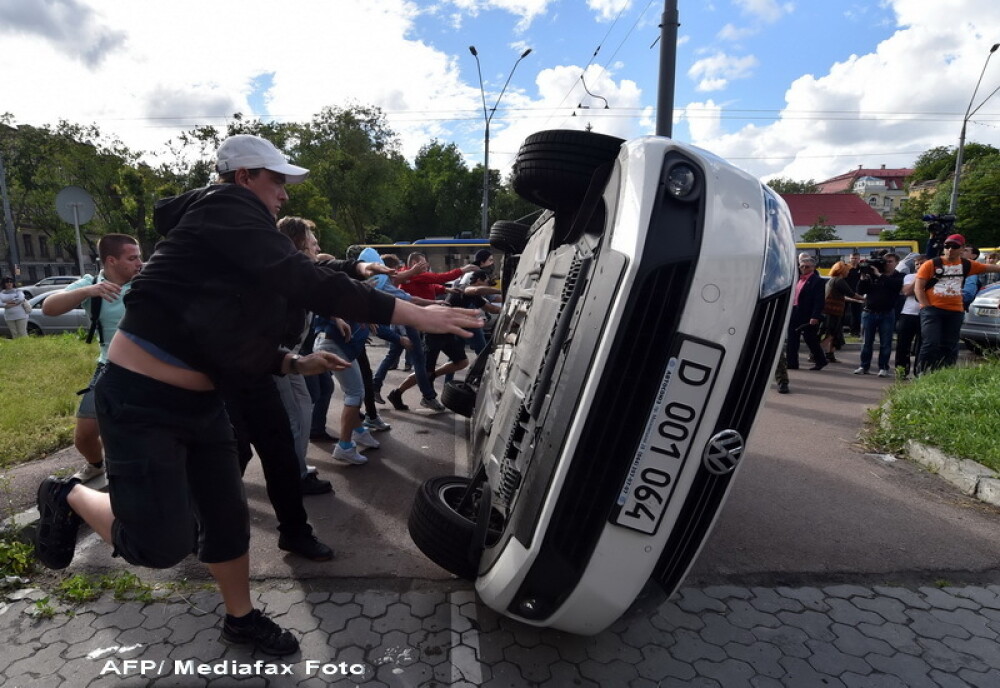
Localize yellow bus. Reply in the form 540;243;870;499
795;240;920;275
352;238;922;277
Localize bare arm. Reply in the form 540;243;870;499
390;300;482;338
914;277;929;309
43;282;122;316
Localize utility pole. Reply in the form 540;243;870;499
0;151;20;280
656;0;680;137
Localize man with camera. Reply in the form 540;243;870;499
915;233;1000;373
854;251;903;377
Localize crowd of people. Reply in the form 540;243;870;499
14;133;1000;656
777;238;1000;394
28;134;494;657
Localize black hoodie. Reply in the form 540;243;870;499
118;183;396;386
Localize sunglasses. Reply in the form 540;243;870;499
943;242;962;249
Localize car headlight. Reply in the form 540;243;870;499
759;187;796;299
664;161;700;201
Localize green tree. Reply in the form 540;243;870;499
295;105;408;245
766;177;818;194
390;140;481;241
953;152;1000;248
881;195;931;244
801;216;839;242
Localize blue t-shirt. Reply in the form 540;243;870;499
63;272;132;363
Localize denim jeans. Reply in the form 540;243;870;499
918;306;965;373
372;325;436;398
304;371;334;435
860;310;896;371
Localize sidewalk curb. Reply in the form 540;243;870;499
906;440;1000;507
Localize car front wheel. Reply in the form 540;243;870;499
408;475;499;581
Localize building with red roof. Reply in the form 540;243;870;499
780;193;895;242
816;164;914;220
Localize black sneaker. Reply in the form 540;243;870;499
387;388;409;411
34;476;83;570
374;391;387;405
278;532;335;561
222;609;300;656
300;473;333;496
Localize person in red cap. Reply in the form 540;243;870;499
914;233;1000;373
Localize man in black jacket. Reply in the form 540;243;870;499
787;255;828;371
33;135;481;657
854;253;903;377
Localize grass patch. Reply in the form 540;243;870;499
865;358;1000;472
0;333;97;468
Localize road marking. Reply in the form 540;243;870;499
451;415;483;684
450;591;483;684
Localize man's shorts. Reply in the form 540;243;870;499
76;362;107;420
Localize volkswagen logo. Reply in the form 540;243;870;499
702;430;745;475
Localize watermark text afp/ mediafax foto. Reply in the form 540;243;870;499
100;659;369;677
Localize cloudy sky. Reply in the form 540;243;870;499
1;0;999;183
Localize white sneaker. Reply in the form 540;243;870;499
332;443;367;465
351;428;380;449
72;462;105;482
877;368;889;378
853;367;868;375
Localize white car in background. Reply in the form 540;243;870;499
20;275;81;299
409;130;797;635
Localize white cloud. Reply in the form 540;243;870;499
473;63;644;176
0;0;125;67
688;52;759;91
446;0;553;30
683;0;1000;181
587;0;632;22
733;0;794;23
717;23;758;41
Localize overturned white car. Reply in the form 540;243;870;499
409;130;797;634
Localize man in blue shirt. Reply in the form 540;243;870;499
43;234;142;482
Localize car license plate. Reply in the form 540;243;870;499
975;306;999;318
612;338;723;535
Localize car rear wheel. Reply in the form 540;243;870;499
26;322;42;336
441;381;477;418
512;129;624;211
489;221;530;255
408;475;498;581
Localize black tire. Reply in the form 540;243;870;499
512;130;624;210
489;220;529;255
441;381;477;418
26;322;42;336
407;476;482;580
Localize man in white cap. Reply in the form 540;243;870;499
33;134;481;657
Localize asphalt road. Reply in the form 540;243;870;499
6;342;1000;590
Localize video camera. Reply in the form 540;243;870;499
923;213;956;241
858;249;889;276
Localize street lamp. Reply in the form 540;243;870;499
469;45;532;236
948;42;999;214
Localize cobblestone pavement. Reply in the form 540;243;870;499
4;580;1000;687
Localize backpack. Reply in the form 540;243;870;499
924;257;971;291
83;276;104;345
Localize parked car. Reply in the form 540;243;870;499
408;130;797;635
20;275;81;299
961;283;1000;354
0;292;89;338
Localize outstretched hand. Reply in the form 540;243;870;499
357;262;395;278
392;301;483;338
300;351;352;374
